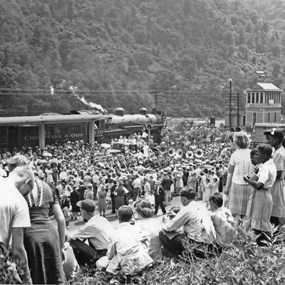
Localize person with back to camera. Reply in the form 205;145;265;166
154;180;166;215
7;154;66;284
264;128;285;227
134;199;164;260
223;131;254;224
159;189;216;258
0;159;34;284
208;193;236;250
244;144;277;246
104;205;153;277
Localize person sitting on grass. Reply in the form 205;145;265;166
159;189;216;258
99;205;153;277
209;193;236;250
67;199;114;266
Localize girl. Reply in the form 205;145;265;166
244;144;276;246
97;184;107;217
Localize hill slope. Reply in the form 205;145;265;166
0;0;285;117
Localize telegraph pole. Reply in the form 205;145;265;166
237;92;240;127
154;91;158;111
229;79;232;128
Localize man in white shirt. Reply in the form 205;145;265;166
132;174;141;200
68;199;114;266
0;163;35;284
159;189;216;258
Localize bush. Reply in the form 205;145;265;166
67;226;285;285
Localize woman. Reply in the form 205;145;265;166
84;184;94;200
264;128;285;226
114;180;129;213
7;155;66;284
70;186;80;220
224;131;254;221
244;144;276;245
135;199;163;260
97;184;107;217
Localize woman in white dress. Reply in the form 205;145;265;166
264;128;285;226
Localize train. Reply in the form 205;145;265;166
0;107;165;149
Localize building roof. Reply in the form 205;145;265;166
249;82;283;92
0;114;108;126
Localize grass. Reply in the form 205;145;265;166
67;227;285;285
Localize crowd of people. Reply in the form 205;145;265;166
1;126;285;284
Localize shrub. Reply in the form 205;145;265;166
68;226;285;285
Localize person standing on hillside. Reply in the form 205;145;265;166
154;180;166;215
224;132;253;223
264;128;285;226
0;163;34;284
161;171;173;205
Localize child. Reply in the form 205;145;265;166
145;190;155;207
61;192;71;229
97;185;107;217
209;193;236;248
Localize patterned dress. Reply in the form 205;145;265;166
24;179;65;284
98;188;107;213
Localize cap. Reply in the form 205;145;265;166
76;199;95;213
264;128;284;139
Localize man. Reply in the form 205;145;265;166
68;199;114;266
264;128;285;226
143;178;151;197
132;174;141;200
161;171;173;205
0;164;34;284
154;180;166;215
159;189;216;258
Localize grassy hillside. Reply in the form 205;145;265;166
0;0;285;117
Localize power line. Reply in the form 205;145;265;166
0;91;240;97
0;88;241;95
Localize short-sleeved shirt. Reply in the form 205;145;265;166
210;207;235;247
163;201;216;244
0;179;31;248
71;216;114;250
229;148;253;185
273;146;285;178
258;159;277;189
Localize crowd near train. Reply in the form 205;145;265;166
2;108;285;284
0;107;165;150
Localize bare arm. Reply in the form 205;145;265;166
224;165;234;195
12;228;32;284
243;176;264;190
276;170;282;180
52;203;66;249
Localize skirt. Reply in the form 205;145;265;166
24;219;65;284
271;180;285;218
245;188;273;232
229;183;252;216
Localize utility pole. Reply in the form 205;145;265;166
229;79;232;128
154;91;158;111
237;92;240;127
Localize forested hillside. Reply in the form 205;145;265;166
0;0;285;117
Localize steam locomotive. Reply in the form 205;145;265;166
0;107;165;149
96;107;165;143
